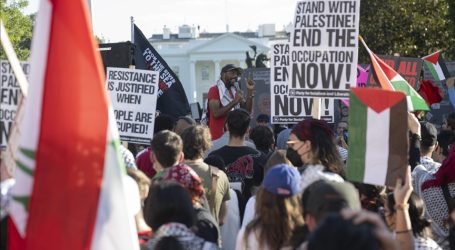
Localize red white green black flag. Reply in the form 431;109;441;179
422;51;451;82
346;88;409;187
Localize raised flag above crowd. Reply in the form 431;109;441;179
360;36;429;111
422;50;451;82
346;87;408;187
133;24;191;119
7;0;138;249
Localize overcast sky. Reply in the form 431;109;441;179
25;0;297;42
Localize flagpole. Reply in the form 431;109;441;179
358;35;371;54
131;16;134;44
0;19;28;180
0;20;29;97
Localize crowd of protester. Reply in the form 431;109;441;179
2;67;455;250
96;104;455;250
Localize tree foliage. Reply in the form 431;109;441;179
359;0;455;63
0;0;33;60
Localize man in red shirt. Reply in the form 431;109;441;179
207;64;255;140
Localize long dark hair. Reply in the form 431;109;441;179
387;192;432;238
292;119;345;177
143;181;195;231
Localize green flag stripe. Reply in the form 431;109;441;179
16;160;34;176
20;147;36;160
391;80;429;111
424;61;441;81
347;93;368;182
12;195;30;211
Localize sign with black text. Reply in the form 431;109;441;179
107;67;158;144
271;43;334;124
240;68;271;127
290;0;360;98
0;60;30;149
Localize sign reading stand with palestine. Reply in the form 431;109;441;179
271;42;335;124
0;60;30;150
107;67;158;144
290;0;360;98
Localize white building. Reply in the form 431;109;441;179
148;24;289;106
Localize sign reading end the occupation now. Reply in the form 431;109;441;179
107;67;158;145
290;0;360;98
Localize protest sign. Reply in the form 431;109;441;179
290;0;360;98
107;67;158;144
0;60;30;149
271;42;334;124
367;55;422;88
240;68;271;127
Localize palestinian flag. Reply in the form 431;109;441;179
347;88;408;187
422;51;451;82
8;0;138;249
359;37;429;111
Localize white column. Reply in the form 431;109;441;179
189;60;197;103
214;60;221;80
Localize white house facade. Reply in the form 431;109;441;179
149;24;289;106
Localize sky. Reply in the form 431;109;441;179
24;0;297;42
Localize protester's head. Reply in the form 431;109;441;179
220;64;242;87
163;164;205;204
288;119;344;176
385;192;431;238
144;181;195;231
174;116;196;135
245;164;304;250
354;183;385;213
204;155;226;171
302;180;361;231
154;236;184;250
154;114;176;135
250;125;275;152
263;150;292;174
443;113;455;131
336;121;348;136
181;125;212;160
227;109;251;138
420;121;438;155
150;130;183;168
256;114;270;126
127;168;151;202
433;130;455;163
307;213;382;250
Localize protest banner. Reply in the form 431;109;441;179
271;42;334;124
367;55;422;88
0;60;30;150
290;0;360;98
107;67;158;144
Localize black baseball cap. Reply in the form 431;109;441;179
221;64;243;74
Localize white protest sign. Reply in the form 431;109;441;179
107;67;158;145
290;0;360;98
0;60;30;149
271;43;335;124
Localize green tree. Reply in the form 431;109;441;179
0;0;33;60
359;0;455;63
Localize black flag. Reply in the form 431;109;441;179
133;24;190;118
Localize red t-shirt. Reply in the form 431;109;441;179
207;85;227;140
135;147;156;178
